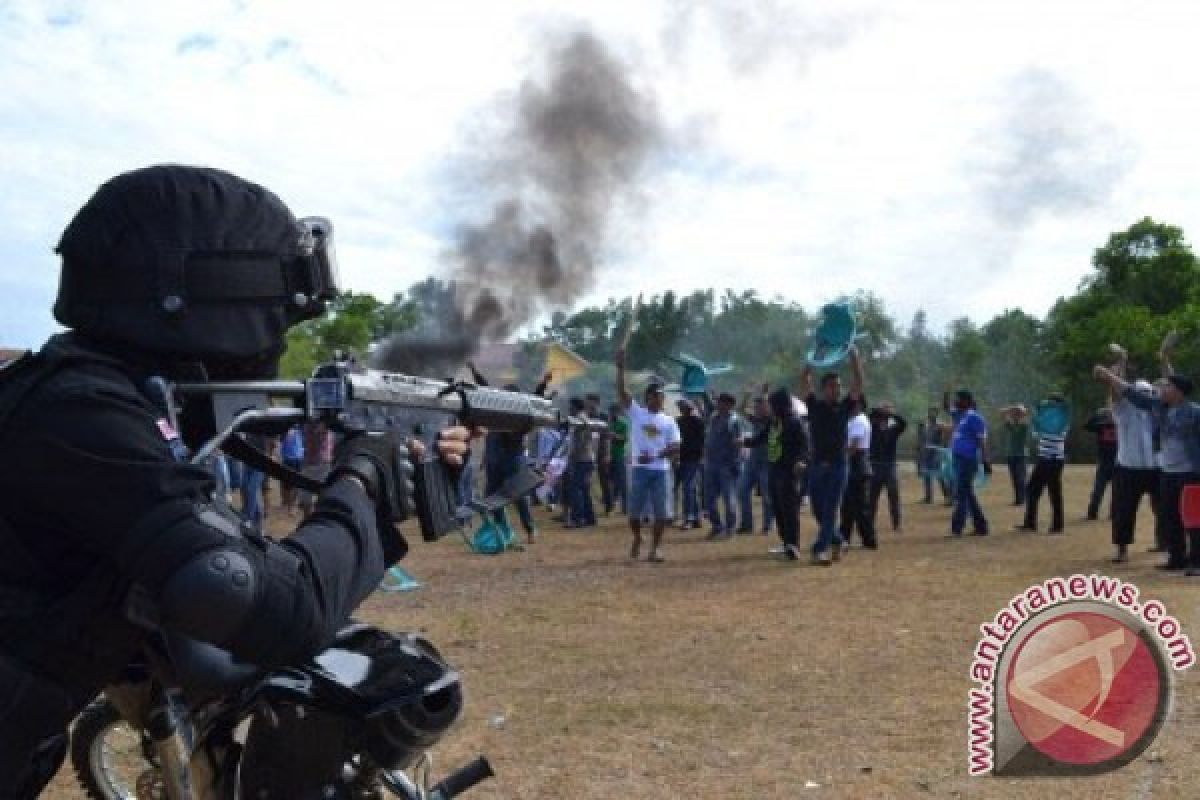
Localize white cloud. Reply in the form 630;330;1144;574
2;0;1200;349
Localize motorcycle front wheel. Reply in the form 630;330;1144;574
69;700;161;800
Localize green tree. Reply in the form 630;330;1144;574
278;290;419;378
979;309;1055;409
945;318;986;396
1048;218;1200;401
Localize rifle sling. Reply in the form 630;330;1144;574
221;436;324;493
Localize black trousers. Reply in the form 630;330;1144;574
598;459;614;512
1007;456;1027;505
840;472;877;547
1023;458;1064;530
1111;466;1159;547
869;461;901;530
769;469;800;548
1156;472;1200;568
1087;458;1116;518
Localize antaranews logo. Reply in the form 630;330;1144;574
967;574;1195;777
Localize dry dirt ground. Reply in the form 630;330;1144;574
47;466;1200;799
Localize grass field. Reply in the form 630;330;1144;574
47;465;1200;798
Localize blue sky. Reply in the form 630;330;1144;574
4;0;1200;348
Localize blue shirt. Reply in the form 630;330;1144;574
281;428;305;461
950;409;987;459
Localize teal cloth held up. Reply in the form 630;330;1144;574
1034;399;1071;436
807;300;861;368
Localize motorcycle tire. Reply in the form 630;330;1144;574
69;700;159;800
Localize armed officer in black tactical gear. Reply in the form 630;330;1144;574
0;165;471;797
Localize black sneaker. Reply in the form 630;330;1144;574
1157;562;1187;572
1013;524;1037;533
1048;527;1064;535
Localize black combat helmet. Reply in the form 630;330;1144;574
53;165;337;375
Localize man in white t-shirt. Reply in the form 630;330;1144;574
616;347;682;563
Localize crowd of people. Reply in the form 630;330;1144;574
217;337;1200;577
415;335;1200;576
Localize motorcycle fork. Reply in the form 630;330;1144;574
145;687;222;800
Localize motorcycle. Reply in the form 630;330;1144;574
69;623;492;799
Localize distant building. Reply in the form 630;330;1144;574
462;341;589;390
543;342;589;386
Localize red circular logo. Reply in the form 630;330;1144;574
1005;611;1165;767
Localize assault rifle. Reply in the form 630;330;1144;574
148;359;606;541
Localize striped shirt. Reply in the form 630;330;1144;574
1112;396;1156;469
1036;432;1066;460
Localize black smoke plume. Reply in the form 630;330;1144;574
976;67;1131;227
373;30;662;377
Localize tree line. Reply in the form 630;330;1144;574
281;218;1200;461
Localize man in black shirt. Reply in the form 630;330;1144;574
868;403;908;532
744;388;810;560
1084;407;1118;520
800;345;865;565
675;398;706;528
738;392;775;533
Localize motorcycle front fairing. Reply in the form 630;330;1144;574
238;624;464;796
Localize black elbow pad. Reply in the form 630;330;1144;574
159;548;258;646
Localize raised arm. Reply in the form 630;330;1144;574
1108;346;1128;404
1093;364;1130;397
615;348;632;408
847;344;865;400
533;369;553;398
1160;331;1179;378
466;359;488;387
1160;350;1176;379
800;363;815;398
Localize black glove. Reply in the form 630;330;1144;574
329;431;417;527
983;460;993;476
